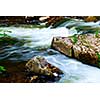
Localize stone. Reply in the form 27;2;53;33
51;37;73;57
51;33;100;67
25;56;63;77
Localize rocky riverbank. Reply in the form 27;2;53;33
0;16;100;27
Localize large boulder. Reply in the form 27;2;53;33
51;33;100;67
25;56;63;82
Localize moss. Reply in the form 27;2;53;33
96;53;100;66
95;30;99;38
0;66;6;72
0;36;19;46
71;34;78;44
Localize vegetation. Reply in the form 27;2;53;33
0;29;21;45
71;34;78;44
96;53;100;66
0;29;12;37
95;30;99;38
0;66;6;72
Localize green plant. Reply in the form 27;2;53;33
0;66;6;72
95;30;99;37
0;33;9;37
0;29;12;37
71;34;78;44
96;53;100;66
96;52;100;59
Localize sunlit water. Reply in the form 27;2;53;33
1;22;100;83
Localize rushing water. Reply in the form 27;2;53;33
1;21;100;83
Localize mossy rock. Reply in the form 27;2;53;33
51;33;100;68
0;36;20;46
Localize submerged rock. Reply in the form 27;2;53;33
25;56;63;82
51;33;100;67
0;36;19;46
0;36;26;47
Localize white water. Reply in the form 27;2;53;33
1;27;70;48
1;26;100;83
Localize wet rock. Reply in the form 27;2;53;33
0;16;26;25
46;16;65;27
0;36;26;47
25;16;41;24
25;56;63;82
51;37;73;57
0;16;42;26
84;16;100;22
51;33;100;67
0;36;18;46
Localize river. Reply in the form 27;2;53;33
1;20;100;83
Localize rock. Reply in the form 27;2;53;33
46;16;65;27
85;16;98;22
0;36;25;46
25;56;63;78
0;16;26;25
0;16;42;26
0;36;19;46
39;16;50;22
51;37;73;57
51;33;100;67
